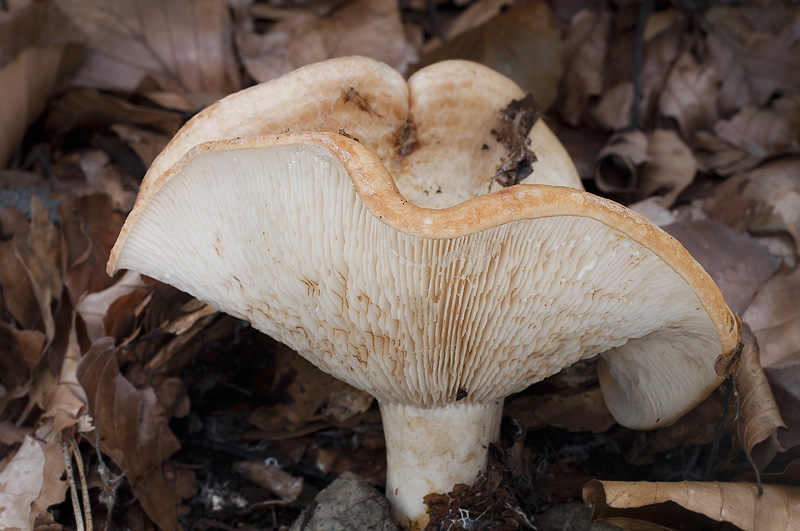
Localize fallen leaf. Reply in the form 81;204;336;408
734;326;785;471
505;387;615;434
77;338;182;530
659;48;719;138
44;88;183;137
743;266;800;369
415;0;563;109
638;128;696;207
704;156;800;256
557;8;610;124
237;0;412;83
586;81;632;131
693;129;761;176
111;123;171;168
0;436;45;530
713;107;797;159
0;1;83;167
764;359;800;451
583;479;800;530
40;321;88;437
703;5;800;115
54;0;240;102
28;439;69;529
662;219;781;315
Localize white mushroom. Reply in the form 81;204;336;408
107;58;740;530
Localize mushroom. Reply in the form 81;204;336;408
107;58;740;530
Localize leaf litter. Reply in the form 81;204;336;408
2;0;800;530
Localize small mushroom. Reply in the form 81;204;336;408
108;58;740;530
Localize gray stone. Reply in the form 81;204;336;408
289;472;397;531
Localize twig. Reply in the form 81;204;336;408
62;441;86;531
630;0;654;130
425;0;446;41
70;437;94;531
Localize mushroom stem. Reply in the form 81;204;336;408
380;400;504;530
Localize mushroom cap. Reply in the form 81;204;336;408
138;56;583;210
109;130;739;429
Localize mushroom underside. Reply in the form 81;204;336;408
113;141;723;427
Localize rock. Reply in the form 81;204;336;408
289;472;397;531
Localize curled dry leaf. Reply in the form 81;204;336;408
0;1;83;167
75;270;146;344
54;0;239;101
662;219;781;315
415;0;562;109
693;129;761;176
593;129;647;195
704;156;800;256
0;436;46;530
583;479;800;530
237;0;412;83
557;8;610;124
77;338;182;530
703;6;800;115
734;326;785;471
658;49;719;138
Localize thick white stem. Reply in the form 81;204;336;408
379;400;504;530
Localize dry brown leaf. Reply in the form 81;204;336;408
111;123;171;168
658;49;719;138
704;6;800;115
75;271;146;343
713;107;797;159
593;129;648;195
77;338;182;530
0;210;39;329
638;128;696;207
440;0;513;41
557;8;610;124
744;266;800;370
54;0;239;101
764;360;800;451
704;156;800;256
415;0;562;110
28;439;69;528
583;479;800;530
734;326;785;471
509;386;615;434
693;129;761;176
237;0;412;83
77;151;137;212
40;322;88;437
233;460;304;501
662;219;780;315
44;88;183;137
248;344;374;439
0;436;46;530
0;1;83;167
587;81;632;131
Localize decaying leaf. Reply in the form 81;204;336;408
237;0;412;83
703;5;800;115
557;8;610;124
0;1;83;167
111;123;171;168
658;49;719;138
743;266;800;370
505;387;615;434
248;344;374;439
734;326;785;471
54;0;240;102
77;338;182;530
713;107;797;159
583;479;800;530
662;219;781;315
415;0;562;109
704;156;800;256
638;129;696;207
0;436;46;530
